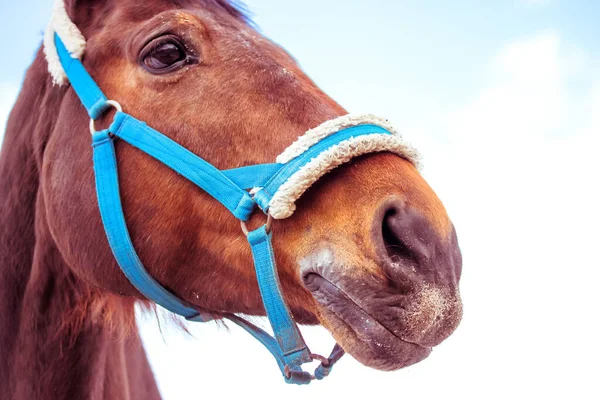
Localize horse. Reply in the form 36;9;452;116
0;0;462;398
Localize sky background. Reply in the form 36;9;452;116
1;1;599;399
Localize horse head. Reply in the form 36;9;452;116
6;0;462;385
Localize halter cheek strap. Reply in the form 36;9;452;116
54;32;406;383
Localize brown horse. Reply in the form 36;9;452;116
0;0;462;398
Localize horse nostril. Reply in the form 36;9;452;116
374;200;435;281
302;272;323;291
382;208;417;265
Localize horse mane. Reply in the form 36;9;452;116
189;0;250;22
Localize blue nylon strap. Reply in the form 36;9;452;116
226;313;343;383
253;124;391;211
108;112;255;221
226;315;312;384
226;315;286;371
92;130;207;319
54;34;109;119
246;226;312;369
222;163;283;190
56;29;345;384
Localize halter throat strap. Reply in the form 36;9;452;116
51;31;414;383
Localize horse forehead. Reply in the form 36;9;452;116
110;1;240;25
117;7;287;70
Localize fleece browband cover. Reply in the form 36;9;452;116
44;0;86;85
265;114;420;219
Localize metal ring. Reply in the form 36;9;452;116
282;353;329;381
310;353;330;367
240;213;273;236
89;100;123;134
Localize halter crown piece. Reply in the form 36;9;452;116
44;0;420;385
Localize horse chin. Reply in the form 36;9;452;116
302;272;434;371
320;307;432;371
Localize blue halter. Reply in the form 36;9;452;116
54;33;394;384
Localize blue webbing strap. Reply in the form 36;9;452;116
92;119;342;382
226;315;312;384
236;225;345;383
92;130;214;321
252;124;392;211
228;314;344;383
91;129;330;382
222;163;283;190
108;112;255;221
57;31;345;383
246;226;313;382
55;34;109;119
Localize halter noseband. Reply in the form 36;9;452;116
51;27;418;383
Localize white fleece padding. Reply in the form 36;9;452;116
276;114;400;164
43;0;87;85
268;133;421;219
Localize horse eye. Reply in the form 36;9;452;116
141;37;189;74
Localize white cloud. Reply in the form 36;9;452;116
445;32;591;146
412;31;600;398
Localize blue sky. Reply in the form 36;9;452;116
2;0;600;119
1;1;599;399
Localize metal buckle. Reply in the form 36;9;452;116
240;213;273;236
89;100;122;134
283;353;331;381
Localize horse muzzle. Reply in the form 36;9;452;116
300;198;463;370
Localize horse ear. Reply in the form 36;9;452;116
62;0;81;21
60;0;100;35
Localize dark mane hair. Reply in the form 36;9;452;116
213;0;250;22
175;0;251;23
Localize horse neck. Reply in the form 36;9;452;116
0;48;161;400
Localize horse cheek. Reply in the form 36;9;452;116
41;119;134;294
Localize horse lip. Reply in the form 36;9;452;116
301;269;430;350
